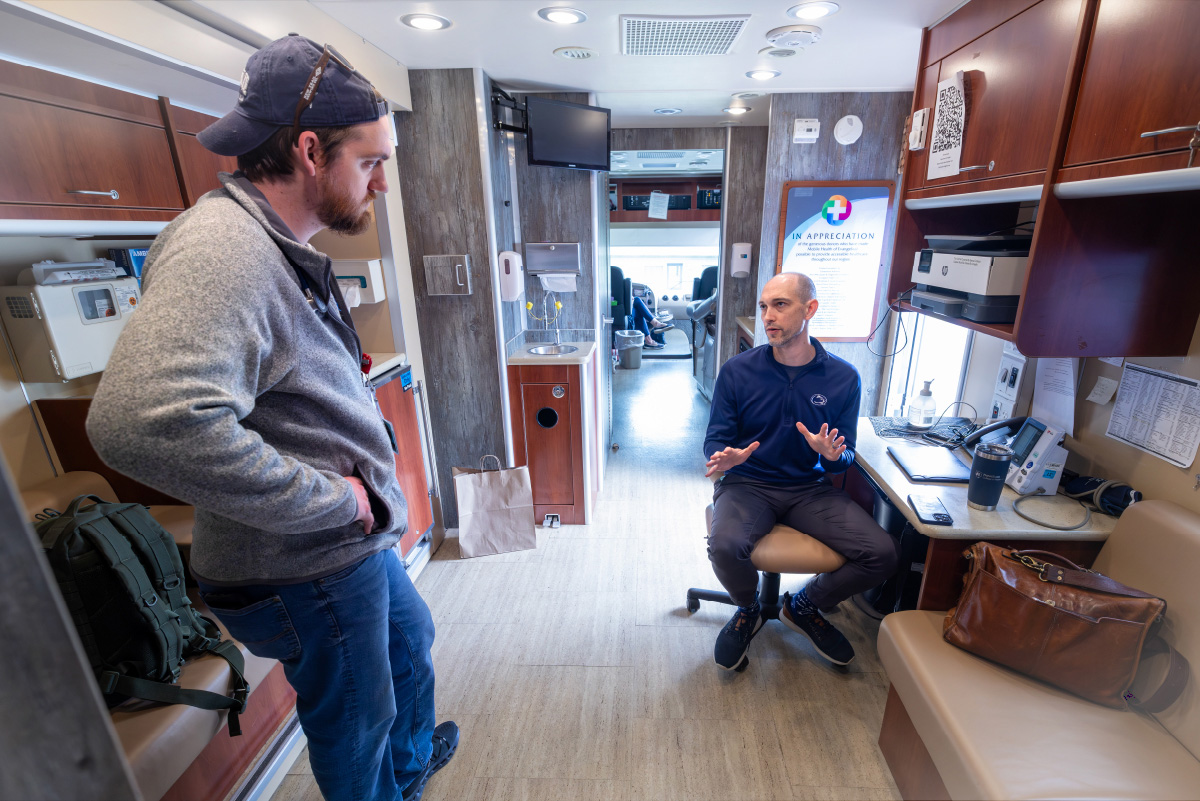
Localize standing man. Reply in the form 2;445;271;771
88;35;455;801
703;273;898;671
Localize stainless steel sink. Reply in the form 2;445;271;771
527;344;578;356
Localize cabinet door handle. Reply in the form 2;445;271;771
959;162;994;173
602;316;614;325
68;189;120;199
454;263;464;287
1140;124;1199;138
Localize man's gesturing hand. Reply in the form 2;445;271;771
796;422;846;461
705;441;760;478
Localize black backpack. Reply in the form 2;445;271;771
37;495;249;736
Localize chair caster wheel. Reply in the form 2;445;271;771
735;657;750;672
686;597;700;613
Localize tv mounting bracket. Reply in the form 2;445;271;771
491;86;527;134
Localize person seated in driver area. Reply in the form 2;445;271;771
703;272;899;670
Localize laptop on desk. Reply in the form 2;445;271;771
886;441;971;483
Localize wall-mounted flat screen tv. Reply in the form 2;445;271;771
525;96;611;171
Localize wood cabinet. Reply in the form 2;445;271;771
162;102;238;207
0;93;183;214
888;0;1200;358
1063;0;1200;171
0;59;241;223
507;362;587;524
923;0;1082;190
609;178;721;223
373;368;435;557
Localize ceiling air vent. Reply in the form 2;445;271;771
640;162;678;169
636;151;685;159
621;14;750;56
554;46;596;60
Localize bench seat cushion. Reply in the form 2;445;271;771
879;610;1200;800
109;595;277;801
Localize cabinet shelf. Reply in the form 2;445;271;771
905;184;1043;210
898;301;1015;341
1054;167;1200;199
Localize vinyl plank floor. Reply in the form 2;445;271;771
273;360;898;801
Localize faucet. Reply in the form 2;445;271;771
543;291;561;345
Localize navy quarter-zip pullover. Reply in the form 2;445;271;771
703;339;861;486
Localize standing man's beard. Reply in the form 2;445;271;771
317;174;374;235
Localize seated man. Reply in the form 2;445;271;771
703;273;898;670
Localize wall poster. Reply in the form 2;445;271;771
775;180;894;342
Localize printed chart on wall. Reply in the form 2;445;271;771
1105;363;1200;468
775;181;893;341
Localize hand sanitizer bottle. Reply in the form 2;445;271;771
908;380;937;429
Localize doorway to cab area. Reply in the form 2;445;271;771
608;149;723;443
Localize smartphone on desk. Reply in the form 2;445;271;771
908;494;953;526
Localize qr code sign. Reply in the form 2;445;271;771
931;84;964;155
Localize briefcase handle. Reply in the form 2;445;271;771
1007;549;1158;599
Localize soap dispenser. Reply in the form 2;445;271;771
908;380;937;429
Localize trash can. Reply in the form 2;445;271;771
616;330;643;369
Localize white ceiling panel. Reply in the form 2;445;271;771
313;0;961;125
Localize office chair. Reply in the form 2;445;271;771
610;266;632;340
686;478;847;671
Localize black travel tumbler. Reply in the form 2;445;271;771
967;442;1013;511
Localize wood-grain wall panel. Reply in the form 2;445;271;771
610;128;726;152
395;69;506;528
514;92;596;333
718;126;768;367
754;91;911;416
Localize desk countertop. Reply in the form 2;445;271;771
736;316;755;339
507;341;596;366
853;417;1115;541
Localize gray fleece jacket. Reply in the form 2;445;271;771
87;173;406;585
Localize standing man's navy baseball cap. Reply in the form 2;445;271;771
198;33;389;157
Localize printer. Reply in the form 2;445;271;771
909;235;1030;324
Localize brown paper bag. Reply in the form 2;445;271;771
452;455;537;558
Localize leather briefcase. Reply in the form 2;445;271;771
943;543;1189;710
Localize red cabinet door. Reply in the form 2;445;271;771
1064;0;1200;167
521;382;574;506
924;0;1082;188
374;376;434;556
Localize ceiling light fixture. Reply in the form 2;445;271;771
788;1;840;20
400;13;452;30
732;92;764;100
723;107;750;115
654;108;683;115
746;69;781;80
538;7;588;24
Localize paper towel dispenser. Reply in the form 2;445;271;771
525;243;581;276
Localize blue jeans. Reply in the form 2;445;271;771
631;296;657;337
198;549;435;801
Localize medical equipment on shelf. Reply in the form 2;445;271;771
1;260;141;382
